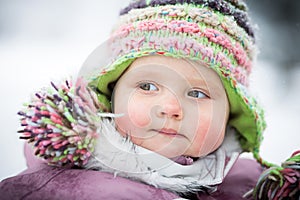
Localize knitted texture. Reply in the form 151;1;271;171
89;0;266;154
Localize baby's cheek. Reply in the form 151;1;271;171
195;118;211;146
127;96;152;128
187;112;213;157
195;113;225;156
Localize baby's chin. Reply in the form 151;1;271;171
150;145;220;160
140;144;204;159
133;140;194;159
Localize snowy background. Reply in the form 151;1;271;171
1;0;299;181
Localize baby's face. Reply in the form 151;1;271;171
113;56;229;158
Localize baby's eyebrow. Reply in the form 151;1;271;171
187;77;206;85
188;77;223;92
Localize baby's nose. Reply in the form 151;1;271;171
158;93;183;120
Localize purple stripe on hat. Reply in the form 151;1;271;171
226;0;247;11
119;0;254;38
120;0;147;15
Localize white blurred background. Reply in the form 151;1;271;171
0;0;299;181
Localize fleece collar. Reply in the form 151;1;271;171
86;118;242;194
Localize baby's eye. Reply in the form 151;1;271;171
187;90;208;99
139;83;158;91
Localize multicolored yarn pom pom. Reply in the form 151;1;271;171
18;79;103;167
253;150;300;200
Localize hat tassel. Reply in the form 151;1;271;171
249;150;300;199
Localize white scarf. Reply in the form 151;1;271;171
85;118;242;194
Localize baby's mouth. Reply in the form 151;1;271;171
152;128;185;138
158;128;177;135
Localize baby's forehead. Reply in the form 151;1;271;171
128;56;215;79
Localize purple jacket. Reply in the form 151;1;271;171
0;145;263;200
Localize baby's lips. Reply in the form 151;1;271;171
153;128;187;138
158;128;178;135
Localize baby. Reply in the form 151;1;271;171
75;0;267;196
1;0;299;199
113;56;230;159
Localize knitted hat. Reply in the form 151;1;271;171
88;0;266;156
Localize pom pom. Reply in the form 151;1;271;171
18;79;104;167
253;150;300;200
